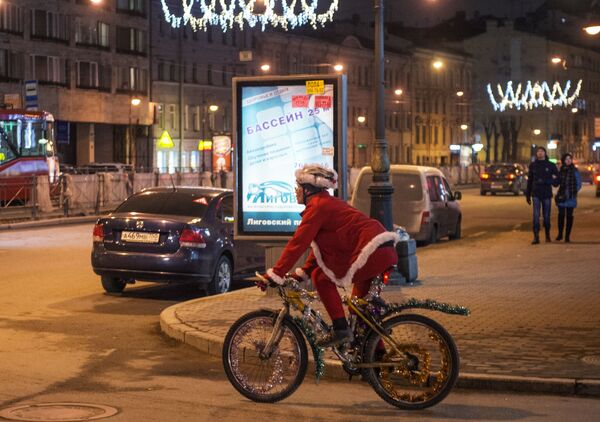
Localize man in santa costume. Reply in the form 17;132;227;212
261;164;400;347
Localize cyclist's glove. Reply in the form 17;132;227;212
256;273;278;291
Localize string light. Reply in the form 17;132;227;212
160;0;340;32
486;79;583;112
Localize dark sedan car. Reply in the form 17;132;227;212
480;163;527;196
91;187;263;295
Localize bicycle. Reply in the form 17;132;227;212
222;271;469;410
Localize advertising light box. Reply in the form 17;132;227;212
233;75;347;240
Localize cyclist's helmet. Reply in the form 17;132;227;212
295;164;338;190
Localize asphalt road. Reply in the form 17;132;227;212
0;187;599;421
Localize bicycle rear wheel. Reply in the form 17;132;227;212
363;314;459;410
222;310;308;403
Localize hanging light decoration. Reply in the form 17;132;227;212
160;0;340;32
486;79;583;112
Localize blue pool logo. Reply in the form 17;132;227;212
247;181;296;204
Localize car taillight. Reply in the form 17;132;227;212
93;223;104;243
180;228;206;248
480;173;489;180
420;211;431;226
383;271;390;285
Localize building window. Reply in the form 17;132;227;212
192;63;197;83
31;10;69;42
75;19;109;48
415;124;420;144
157;61;165;81
184;105;189;131
193;106;200;131
116;0;146;16
168;104;176;129
31;55;68;85
77;61;98;88
0;2;24;34
117;66;147;93
116;26;146;55
207;64;213;85
0;49;23;82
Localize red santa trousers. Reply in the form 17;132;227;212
310;245;397;321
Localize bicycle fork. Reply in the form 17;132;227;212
259;306;288;359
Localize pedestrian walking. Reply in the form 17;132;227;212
525;146;559;244
555;153;582;242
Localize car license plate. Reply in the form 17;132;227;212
121;231;160;243
491;183;504;189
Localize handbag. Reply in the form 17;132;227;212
555;190;566;205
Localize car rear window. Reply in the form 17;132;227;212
486;165;515;175
354;172;423;211
115;191;210;217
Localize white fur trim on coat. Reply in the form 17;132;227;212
310;231;400;288
295;267;310;282
266;268;285;285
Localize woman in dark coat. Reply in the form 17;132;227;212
555;153;582;242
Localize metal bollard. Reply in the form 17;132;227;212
31;177;39;220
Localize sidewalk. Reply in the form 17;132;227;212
161;206;600;397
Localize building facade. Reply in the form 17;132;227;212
0;0;154;168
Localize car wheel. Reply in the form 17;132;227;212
101;276;126;293
209;255;233;295
449;218;461;240
428;225;438;245
491;192;497;196
480;190;486;196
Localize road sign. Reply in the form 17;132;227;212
24;80;38;111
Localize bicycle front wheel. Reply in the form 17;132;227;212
222;310;308;403
363;314;459;410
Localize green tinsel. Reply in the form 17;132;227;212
385;298;470;316
292;316;326;381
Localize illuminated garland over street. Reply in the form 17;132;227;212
160;0;340;32
487;79;583;112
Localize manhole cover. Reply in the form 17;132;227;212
582;355;600;366
0;403;118;422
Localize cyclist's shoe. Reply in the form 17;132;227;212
317;328;354;348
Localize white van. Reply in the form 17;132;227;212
350;165;462;245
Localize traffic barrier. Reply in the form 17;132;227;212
133;173;155;193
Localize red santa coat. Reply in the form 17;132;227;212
267;191;400;288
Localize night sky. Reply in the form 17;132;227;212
335;0;546;26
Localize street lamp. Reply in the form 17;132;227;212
583;25;600;35
571;107;578;113
456;91;464;97
551;56;562;64
533;129;541;136
333;64;344;72
208;104;219;112
460;124;468;131
357;115;366;124
90;0;103;4
260;63;271;72
432;60;444;70
394;88;403;96
131;97;141;106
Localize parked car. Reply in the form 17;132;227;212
480;163;527;196
577;163;599;185
91;187;264;294
351;165;462;245
79;162;133;174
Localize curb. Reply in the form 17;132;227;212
159;300;600;397
0;215;101;231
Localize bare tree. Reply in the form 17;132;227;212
509;115;522;162
483;117;493;164
499;117;511;162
